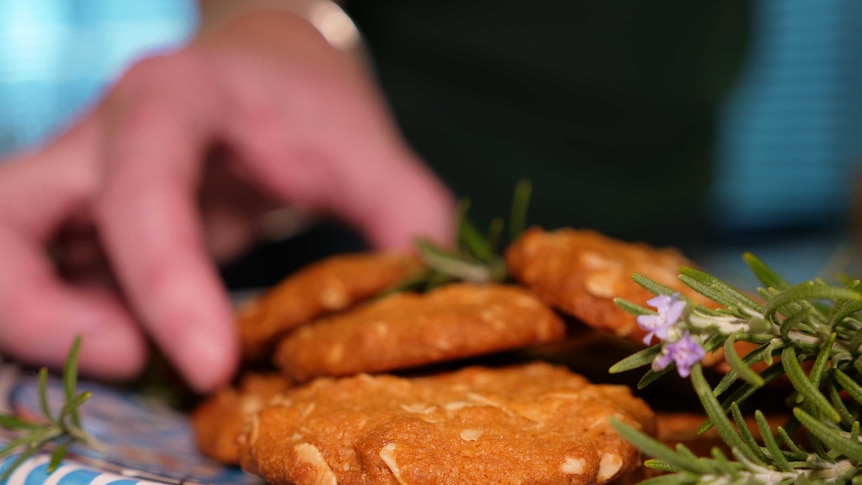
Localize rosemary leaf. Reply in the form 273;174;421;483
808;332;836;388
57;392;91;425
722;332;765;387
0;415;42;431
775;426;809;461
780;308;811;340
764;282;862;321
781;346;841;423
608;345;662;374
731;402;769;463
637;364;675;390
631;273;676;297
829;299;862;333
508;179;531;242
38;368;52;422
0;428;60;458
743;252;790;290
642;459;679;472
702;362;786;433
48;442;68;473
827;378;856;427
458;210;495;264
832;368;862;406
679;267;762;311
692;364;768;466
609;417;713;474
613;297;652;317
414;238;493;283
755;410;793;472
793;407;862;462
62;337;82;428
485;217;504;257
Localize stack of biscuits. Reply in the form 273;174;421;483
192;227;715;485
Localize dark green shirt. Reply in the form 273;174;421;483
348;0;750;247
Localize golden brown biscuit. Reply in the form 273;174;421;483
505;227;714;342
239;362;655;485
274;283;566;382
191;373;293;464
237;252;423;361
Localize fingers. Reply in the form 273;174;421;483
361;153;455;249
333;148;457;250
94;55;238;392
0;128;148;378
198;11;457;250
0;229;147;378
214;59;457;251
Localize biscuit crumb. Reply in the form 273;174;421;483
585;270;620;298
579;251;611;269
247;414;260;446
319;284;349;310
561;457;586;475
326;343;344;363
459;429;484;441
293;443;337;485
373;321;390;336
597;453;623;481
443;401;470;412
400;403;436;414
300;403;316;421
379;443;409;485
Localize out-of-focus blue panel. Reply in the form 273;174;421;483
712;0;862;232
0;0;198;155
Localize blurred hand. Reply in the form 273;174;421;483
0;11;455;392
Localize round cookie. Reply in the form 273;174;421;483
239;362;656;485
505;227;714;342
273;283;566;382
237;252;423;361
191;373;293;464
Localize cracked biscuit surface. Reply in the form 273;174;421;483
274;283;566;382
239;362;655;485
505;227;713;342
237;252;422;361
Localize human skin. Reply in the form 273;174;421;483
0;9;455;392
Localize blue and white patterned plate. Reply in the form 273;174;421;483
0;366;262;485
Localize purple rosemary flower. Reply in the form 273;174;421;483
637;293;686;345
652;331;705;378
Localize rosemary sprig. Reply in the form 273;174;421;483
402;180;532;291
610;253;862;483
0;336;101;480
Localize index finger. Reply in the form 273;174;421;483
94;56;237;392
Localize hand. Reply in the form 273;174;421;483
0;10;455;392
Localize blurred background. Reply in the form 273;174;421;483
1;0;860;289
